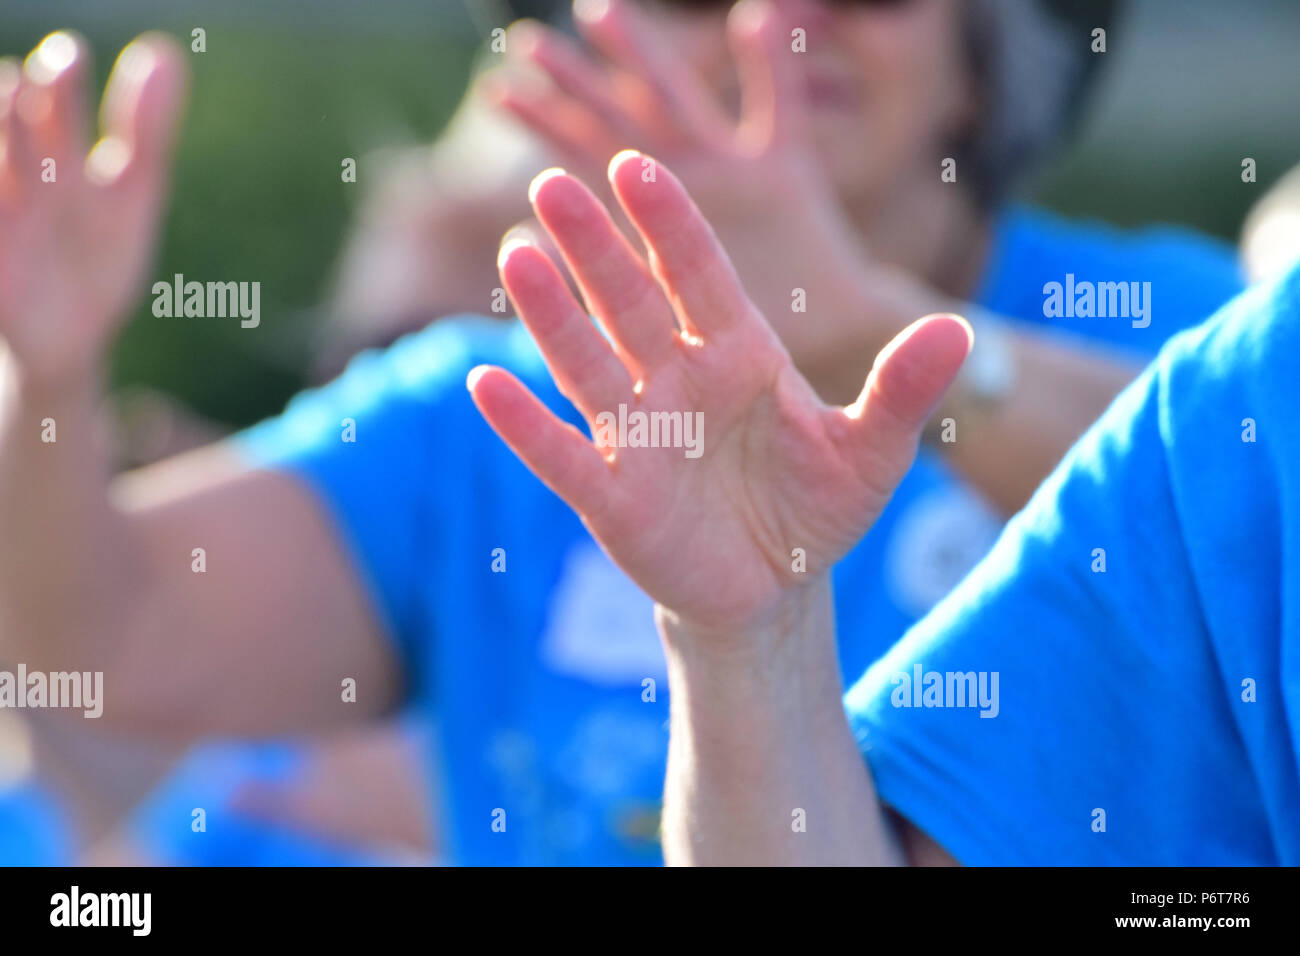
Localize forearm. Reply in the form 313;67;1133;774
0;351;144;669
657;576;902;866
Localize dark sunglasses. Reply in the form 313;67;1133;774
652;0;915;7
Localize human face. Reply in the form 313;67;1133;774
638;0;978;208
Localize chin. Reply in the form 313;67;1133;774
818;146;882;204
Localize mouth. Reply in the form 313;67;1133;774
804;74;861;111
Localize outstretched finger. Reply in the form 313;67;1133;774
729;0;806;151
480;70;623;174
21;32;92;182
468;363;615;522
507;20;641;148
0;60;31;204
498;233;636;418
607;150;755;341
528;166;680;373
574;0;729;145
841;313;973;487
92;32;187;195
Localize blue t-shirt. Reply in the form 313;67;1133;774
228;208;1241;865
845;264;1300;865
0;781;71;866
976;205;1243;357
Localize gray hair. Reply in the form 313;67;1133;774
960;0;1118;207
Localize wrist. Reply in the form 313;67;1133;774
656;574;843;716
657;572;826;650
2;345;104;411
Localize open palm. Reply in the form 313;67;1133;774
470;152;970;630
0;32;185;385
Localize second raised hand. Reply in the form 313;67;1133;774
469;151;972;634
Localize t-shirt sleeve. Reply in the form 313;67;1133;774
844;267;1300;865
227;316;561;676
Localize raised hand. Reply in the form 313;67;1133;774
482;0;886;378
469;152;970;632
0;32;186;387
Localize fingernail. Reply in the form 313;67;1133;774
466;365;491;392
527;166;567;204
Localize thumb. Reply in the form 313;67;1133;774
842;313;972;479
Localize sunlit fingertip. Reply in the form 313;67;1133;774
574;0;612;26
953;314;976;352
527;166;567;205
731;0;774;35
498;235;535;270
504;18;544;56
111;38;160;87
606;148;642;183
24;32;79;84
84;135;130;186
919;312;975;353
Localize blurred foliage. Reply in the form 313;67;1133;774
5;15;473;427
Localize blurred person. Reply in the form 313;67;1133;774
467;152;1300;865
333;0;1242;514
0;4;1243;868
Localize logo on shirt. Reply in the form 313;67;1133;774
885;486;1001;617
539;541;669;686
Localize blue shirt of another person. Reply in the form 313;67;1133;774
845;264;1300;864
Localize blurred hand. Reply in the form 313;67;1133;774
482;0;886;373
0;32;186;388
228;727;435;858
470;153;970;635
